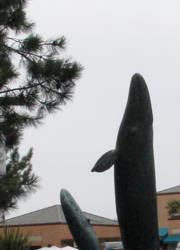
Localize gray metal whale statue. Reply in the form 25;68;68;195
92;74;160;249
60;189;101;250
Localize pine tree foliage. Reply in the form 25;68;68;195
0;147;39;212
0;0;83;148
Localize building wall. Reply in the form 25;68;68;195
0;224;67;247
93;224;120;240
0;223;120;248
157;193;180;228
168;219;180;235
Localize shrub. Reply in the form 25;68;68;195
166;200;180;215
0;227;29;250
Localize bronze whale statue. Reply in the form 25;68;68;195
60;189;101;250
92;74;160;249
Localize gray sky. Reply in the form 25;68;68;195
8;0;180;220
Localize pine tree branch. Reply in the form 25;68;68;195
6;37;59;60
0;82;45;95
7;36;65;49
2;42;44;62
3;43;32;62
41;84;60;95
6;37;20;43
0;27;7;33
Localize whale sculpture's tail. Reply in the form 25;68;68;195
60;189;101;250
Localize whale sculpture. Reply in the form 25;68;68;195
60;189;101;250
92;74;160;249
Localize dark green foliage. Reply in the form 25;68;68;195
0;0;83;148
0;147;39;212
0;227;29;250
0;0;82;213
166;200;180;215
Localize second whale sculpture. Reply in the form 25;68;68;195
92;74;160;249
60;189;101;250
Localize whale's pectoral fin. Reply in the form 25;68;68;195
91;150;117;172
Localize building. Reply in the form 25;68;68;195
2;186;180;249
0;205;120;249
157;185;180;249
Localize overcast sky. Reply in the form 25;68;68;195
7;0;180;220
